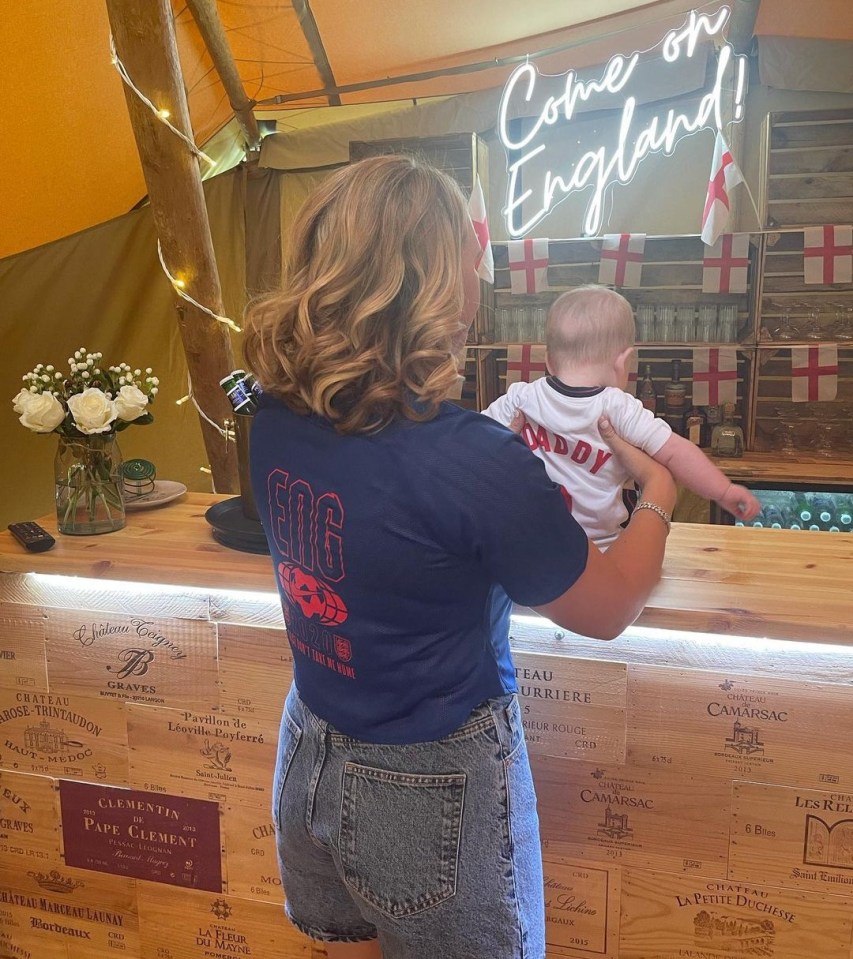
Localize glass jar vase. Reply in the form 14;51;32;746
54;434;126;535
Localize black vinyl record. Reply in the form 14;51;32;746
205;497;270;555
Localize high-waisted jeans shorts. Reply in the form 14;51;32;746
273;682;545;959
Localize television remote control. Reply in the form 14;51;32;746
7;521;56;553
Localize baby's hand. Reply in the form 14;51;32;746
719;483;761;521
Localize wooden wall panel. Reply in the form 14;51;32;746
0;604;48;692
543;855;620;958
217;624;291;723
619;868;853;958
221;801;283;904
0;770;61;865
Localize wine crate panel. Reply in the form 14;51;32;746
514;652;626;763
222;800;283;904
45;610;219;711
137;882;311;959
127;704;275;806
619;868;853;958
0;865;139;957
217;624;291;724
209;589;283;629
542;854;619;958
627;665;853;789
58;780;224;892
0;604;48;692
0;769;60;864
730;780;853;896
533;758;730;876
0;687;128;783
0;574;210;621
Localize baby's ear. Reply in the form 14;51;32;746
614;345;635;376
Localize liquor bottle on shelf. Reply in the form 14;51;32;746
684;406;707;446
664;359;687;416
638;364;658;414
710;403;744;458
705;404;723;439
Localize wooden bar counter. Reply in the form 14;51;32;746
1;493;853;959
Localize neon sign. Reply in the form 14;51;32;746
498;8;748;237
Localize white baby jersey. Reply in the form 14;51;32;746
483;377;672;547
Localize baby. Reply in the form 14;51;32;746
482;285;760;546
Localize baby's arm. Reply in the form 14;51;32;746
481;383;527;425
654;435;762;520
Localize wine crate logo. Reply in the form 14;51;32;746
597;807;633;840
26;869;83;894
210;899;232;920
693;912;775;953
804;815;853;869
725;720;766;756
200;740;233;771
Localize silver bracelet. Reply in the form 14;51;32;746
633;501;672;533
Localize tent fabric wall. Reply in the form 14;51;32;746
758;38;853;94
0;170;247;531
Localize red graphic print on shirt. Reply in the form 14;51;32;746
268;468;355;678
277;562;348;626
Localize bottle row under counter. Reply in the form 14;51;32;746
735;489;853;532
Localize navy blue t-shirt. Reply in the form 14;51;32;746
250;395;589;744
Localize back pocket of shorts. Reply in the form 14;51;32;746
339;762;466;919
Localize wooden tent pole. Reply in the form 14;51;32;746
105;0;239;492
185;0;262;150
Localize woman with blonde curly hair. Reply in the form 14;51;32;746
245;154;675;959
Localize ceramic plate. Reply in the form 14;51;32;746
124;480;188;511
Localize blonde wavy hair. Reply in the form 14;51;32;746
243;154;471;434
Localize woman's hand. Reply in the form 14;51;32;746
598;416;676;515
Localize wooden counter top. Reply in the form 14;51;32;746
713;451;853;487
1;492;851;646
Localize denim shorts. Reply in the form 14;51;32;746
273;682;545;959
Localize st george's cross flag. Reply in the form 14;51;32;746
791;345;838;402
803;226;853;285
598;233;646;288
507;238;550;294
701;132;744;247
467;175;494;284
702;233;750;294
505;344;548;385
692;347;739;406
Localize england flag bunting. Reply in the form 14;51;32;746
791;345;838;402
467;175;494;284
692;347;738;406
505;344;548;386
803;226;853;285
598;233;646;288
701;131;744;247
702;233;750;294
507;238;550;294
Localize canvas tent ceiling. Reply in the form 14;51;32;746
2;0;852;260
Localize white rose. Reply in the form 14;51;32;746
16;391;66;433
114;385;149;422
67;388;117;435
12;388;31;414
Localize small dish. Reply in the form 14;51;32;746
124;480;188;511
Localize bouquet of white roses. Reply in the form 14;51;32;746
12;347;159;436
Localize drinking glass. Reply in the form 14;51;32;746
532;305;548;342
719;304;739;343
772;303;799;341
636;304;655;343
675;304;696;342
656;304;676;343
495;305;512;342
801;307;824;341
697;304;718;343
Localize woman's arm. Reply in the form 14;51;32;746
533;416;676;640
